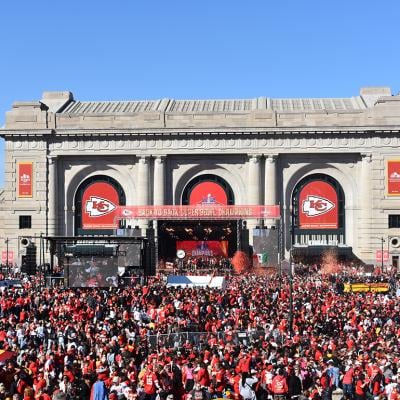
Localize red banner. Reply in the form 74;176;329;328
299;181;338;229
177;241;228;257
189;182;228;205
17;162;33;198
1;251;14;264
82;182;120;229
375;250;389;263
116;205;280;220
387;160;400;196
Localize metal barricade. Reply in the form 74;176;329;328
119;276;143;287
44;276;64;288
147;329;266;351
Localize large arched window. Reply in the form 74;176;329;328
74;175;126;235
181;174;235;205
291;174;345;245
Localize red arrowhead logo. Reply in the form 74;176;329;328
302;195;335;217
85;196;116;217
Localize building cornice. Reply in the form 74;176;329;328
1;126;400;138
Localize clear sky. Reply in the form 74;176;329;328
0;0;399;186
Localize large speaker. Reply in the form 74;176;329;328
118;242;142;267
144;228;156;276
239;221;249;254
21;244;37;275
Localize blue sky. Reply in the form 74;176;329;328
0;1;399;186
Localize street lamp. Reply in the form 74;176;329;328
381;237;385;273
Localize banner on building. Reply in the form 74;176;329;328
299;180;338;229
82;182;120;229
116;205;280;220
387;160;400;196
17;162;33;198
189;181;228;205
176;241;228;257
1;251;14;264
375;249;389;264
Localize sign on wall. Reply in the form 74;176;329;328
299;180;338;229
189;182;228;205
387;160;400;196
17;162;33;198
117;205;280;220
82;182;120;229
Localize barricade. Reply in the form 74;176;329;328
44;276;64;287
147;329;266;351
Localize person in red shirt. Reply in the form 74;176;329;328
354;373;368;400
342;366;355;399
271;368;288;400
143;364;161;400
195;362;210;388
213;363;226;398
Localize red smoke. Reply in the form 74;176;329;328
231;251;251;274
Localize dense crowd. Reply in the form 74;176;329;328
0;266;399;400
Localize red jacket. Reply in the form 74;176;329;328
271;375;288;395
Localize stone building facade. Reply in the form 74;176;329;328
1;87;400;267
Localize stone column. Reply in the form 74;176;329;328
247;154;261;205
247;155;261;244
359;153;372;258
137;156;150;231
153;156;165;206
47;156;57;237
264;154;278;227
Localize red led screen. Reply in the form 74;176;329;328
176;241;228;257
82;182;120;229
189;182;228;205
299;180;338;229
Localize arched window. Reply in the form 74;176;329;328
181;174;235;205
74;175;126;235
291;174;345;245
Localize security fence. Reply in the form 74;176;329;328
44;275;143;288
146;329;267;352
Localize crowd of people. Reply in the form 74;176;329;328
0;263;399;400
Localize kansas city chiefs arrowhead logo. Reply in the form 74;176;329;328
302;195;335;217
85;196;116;217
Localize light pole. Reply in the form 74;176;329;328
288;208;294;336
381;237;385;273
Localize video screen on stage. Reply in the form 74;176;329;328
66;256;119;287
253;228;279;268
176;241;228;257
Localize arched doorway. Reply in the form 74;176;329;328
74;175;126;235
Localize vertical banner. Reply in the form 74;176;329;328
17;162;33;198
299;180;338;229
387;160;400;196
1;251;14;264
82;182;120;229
